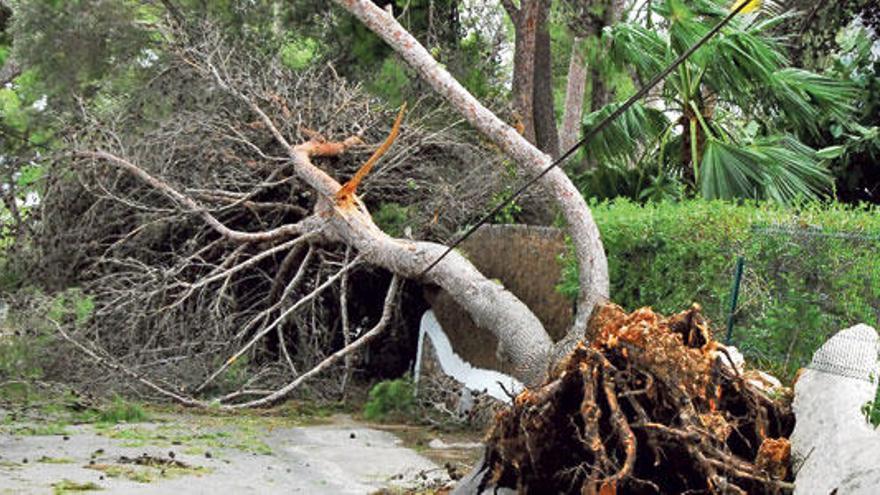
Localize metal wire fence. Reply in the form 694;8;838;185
725;225;880;381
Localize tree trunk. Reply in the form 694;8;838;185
589;0;623;112
509;0;540;145
332;0;609;349
532;4;560;158
508;0;559;157
559;36;587;152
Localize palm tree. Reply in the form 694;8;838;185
579;0;858;204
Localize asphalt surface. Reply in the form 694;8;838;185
0;414;451;494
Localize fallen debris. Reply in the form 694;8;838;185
476;303;795;494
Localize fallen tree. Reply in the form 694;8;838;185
467;303;794;494
34;0;610;406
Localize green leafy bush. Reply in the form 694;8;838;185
49;288;95;327
373;202;412;238
559;199;880;380
362;376;416;422
280;37;319;70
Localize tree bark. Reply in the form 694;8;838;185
225;95;557;384
532;4;560;158
507;0;559;157
509;0;540;145
0;58;19;86
589;0;623;112
559;36;587;152
332;0;609;341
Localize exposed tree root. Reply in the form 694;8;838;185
481;303;795;494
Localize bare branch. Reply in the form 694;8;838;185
227;275;400;409
81;150;320;243
500;0;519;19
52;319;206;408
193;253;365;394
336;102;407;207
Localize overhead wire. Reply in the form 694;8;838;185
418;0;754;278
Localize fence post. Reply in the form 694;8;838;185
725;256;745;345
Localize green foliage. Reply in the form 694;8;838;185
215;355;250;395
488;160;523;224
373;202;412;237
559;199;880;380
596;0;857;203
97;396;149;424
869;381;880;427
362;376;416;422
11;0;153;97
581;102;670;166
0;331;45;381
490;189;523;224
280;37;319;71
369;57;412;107
0;294;55;382
48;288;95;327
809;17;880;203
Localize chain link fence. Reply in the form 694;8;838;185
725;225;880;382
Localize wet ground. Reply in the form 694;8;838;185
0;410;481;494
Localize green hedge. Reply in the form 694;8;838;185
559;199;880;380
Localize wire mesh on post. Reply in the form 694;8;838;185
729;225;880;381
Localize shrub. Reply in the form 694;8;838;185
373;202;412;238
559;199;880;380
362;376;416;422
48;288;95;327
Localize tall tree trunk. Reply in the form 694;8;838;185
532;4;560;158
589;0;623;112
509;0;541;145
332;0;610;350
559;36;587;152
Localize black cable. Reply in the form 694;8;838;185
418;1;751;278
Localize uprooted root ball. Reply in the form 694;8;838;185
483;303;794;494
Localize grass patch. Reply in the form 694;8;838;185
97;397;149;424
87;462;210;484
10;422;70;436
51;479;102;494
95;420;272;455
88;464;155;483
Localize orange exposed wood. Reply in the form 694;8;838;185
335;103;407;208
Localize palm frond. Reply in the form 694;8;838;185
582;102;671;165
748;136;833;203
703;20;788;106
605;23;668;79
699;139;763;200
699;136;833;203
768;69;859;136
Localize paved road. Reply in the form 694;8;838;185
0;414;451;494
